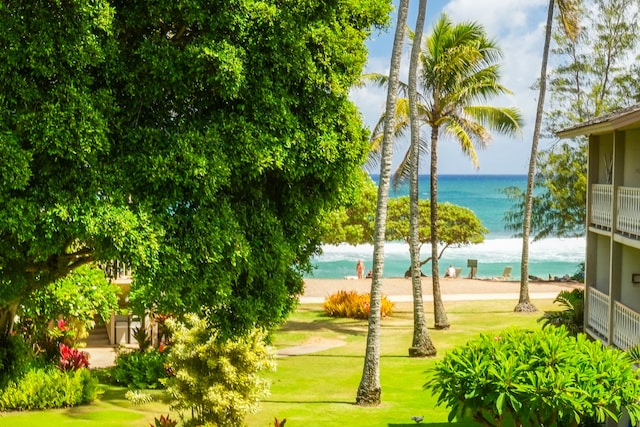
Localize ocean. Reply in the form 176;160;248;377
307;175;585;280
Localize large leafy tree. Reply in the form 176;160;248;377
356;0;409;407
517;0;580;314
368;14;522;329
0;0;390;337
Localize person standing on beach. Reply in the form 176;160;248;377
356;260;365;279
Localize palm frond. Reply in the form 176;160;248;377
439;118;479;168
362;73;410;97
463;106;523;138
557;0;580;42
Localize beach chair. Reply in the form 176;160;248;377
500;266;512;279
454;268;462;278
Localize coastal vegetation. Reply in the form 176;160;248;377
322;187;488;267
4;298;629;427
366;14;523;332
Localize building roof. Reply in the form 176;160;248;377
556;103;640;138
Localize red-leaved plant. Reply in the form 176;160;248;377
58;343;89;371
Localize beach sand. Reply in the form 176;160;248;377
302;276;583;301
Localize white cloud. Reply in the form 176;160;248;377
351;1;557;174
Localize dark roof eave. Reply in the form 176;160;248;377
556;103;640;139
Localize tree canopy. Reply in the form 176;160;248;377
322;190;488;267
0;0;391;337
386;197;487;267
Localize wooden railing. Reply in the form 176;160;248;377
617;186;640;238
591;184;612;229
587;287;610;339
613;302;640;350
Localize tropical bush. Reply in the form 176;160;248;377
112;348;168;389
428;326;640;426
0;367;98;410
0;333;32;388
162;314;275;427
17;264;120;360
323;290;394;319
538;288;584;335
58;343;90;371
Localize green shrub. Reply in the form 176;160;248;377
538;288;584;335
0;334;32;388
323;290;394;319
113;348;168;389
428;326;640;426
163;314;275;427
0;366;98;410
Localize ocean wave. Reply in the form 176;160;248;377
316;237;585;264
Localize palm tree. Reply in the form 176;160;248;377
407;0;435;357
368;14;523;329
516;0;580;313
355;0;409;406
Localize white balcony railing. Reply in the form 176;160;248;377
591;184;612;229
613;302;640;350
587;287;610;339
617;187;640;238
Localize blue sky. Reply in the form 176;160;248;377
350;0;552;175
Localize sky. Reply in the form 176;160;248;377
349;0;553;175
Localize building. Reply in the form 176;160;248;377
558;103;640;426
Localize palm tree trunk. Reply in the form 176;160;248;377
430;125;449;329
407;0;436;357
356;0;410;406
517;0;555;313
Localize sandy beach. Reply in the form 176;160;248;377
302;276;583;303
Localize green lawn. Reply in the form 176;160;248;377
0;298;558;427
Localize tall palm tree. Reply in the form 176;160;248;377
407;0;436;357
355;0;409;406
368;14;523;329
423;15;523;328
516;0;580;313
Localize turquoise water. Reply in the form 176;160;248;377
309;175;585;280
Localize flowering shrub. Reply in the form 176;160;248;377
323;290;394;319
58;343;90;371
